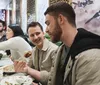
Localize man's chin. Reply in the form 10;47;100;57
36;42;43;47
48;37;59;43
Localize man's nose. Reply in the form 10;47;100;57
34;35;38;39
46;27;49;33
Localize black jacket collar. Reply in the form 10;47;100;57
69;28;100;59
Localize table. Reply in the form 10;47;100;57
0;72;33;85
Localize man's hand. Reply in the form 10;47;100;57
14;61;41;82
14;61;28;73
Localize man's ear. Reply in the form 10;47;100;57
58;14;65;25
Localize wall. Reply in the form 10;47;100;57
36;0;49;32
72;0;100;35
0;0;11;9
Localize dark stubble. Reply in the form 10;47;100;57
52;20;62;43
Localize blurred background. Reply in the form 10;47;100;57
0;0;71;33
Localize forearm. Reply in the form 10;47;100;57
27;67;49;85
0;40;13;50
27;67;41;81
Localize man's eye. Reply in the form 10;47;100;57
36;32;40;35
46;22;50;26
30;34;34;37
47;22;50;25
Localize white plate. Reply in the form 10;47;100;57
0;76;33;85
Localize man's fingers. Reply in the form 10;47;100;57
14;61;26;72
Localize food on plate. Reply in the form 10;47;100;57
3;64;15;72
0;76;32;85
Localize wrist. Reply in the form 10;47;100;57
24;66;29;74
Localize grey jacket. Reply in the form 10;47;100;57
47;28;100;85
47;46;100;85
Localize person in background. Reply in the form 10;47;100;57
0;19;11;55
44;1;100;85
0;19;6;42
0;24;32;62
14;22;58;85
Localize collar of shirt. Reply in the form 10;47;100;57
35;38;49;51
41;38;49;51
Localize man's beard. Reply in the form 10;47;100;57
52;23;62;43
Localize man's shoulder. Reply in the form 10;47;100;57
43;38;58;50
48;42;58;50
76;49;100;61
47;39;58;47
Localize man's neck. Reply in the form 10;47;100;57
37;44;43;50
62;27;78;47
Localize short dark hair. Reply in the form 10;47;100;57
44;2;76;27
8;24;24;37
0;19;6;27
27;22;43;33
